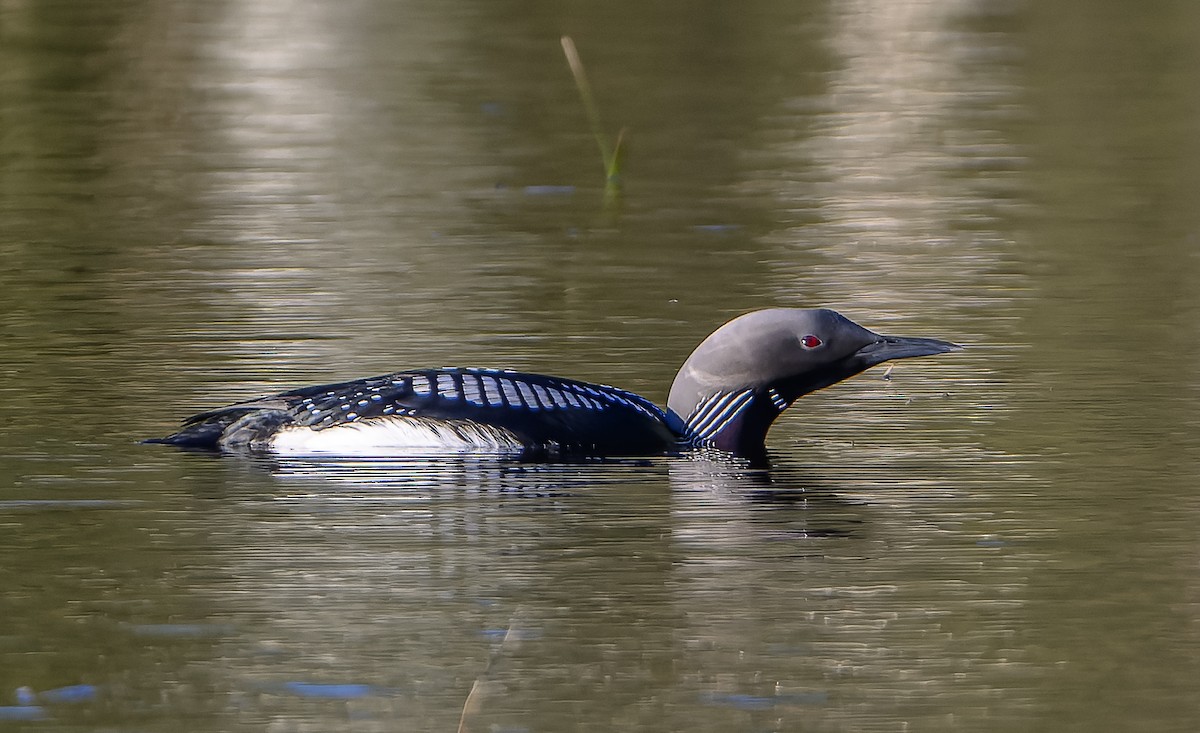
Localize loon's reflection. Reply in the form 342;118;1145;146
221;451;874;545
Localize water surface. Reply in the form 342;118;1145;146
2;0;1198;731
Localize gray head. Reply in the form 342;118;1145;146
666;308;960;458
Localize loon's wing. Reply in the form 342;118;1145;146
150;368;678;456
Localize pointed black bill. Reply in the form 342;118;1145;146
854;335;963;368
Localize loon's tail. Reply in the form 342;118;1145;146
144;407;290;451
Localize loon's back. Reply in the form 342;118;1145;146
150;367;679;458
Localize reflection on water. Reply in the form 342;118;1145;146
262;453;662;491
2;0;1200;730
33;452;1027;731
2;446;1045;730
764;13;1025;333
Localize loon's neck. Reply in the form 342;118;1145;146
667;386;793;460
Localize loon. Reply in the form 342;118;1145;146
147;308;960;461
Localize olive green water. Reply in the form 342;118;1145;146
2;1;1199;731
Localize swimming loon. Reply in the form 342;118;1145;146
147;308;960;460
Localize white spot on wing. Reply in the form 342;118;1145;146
461;375;486;406
481;376;503;406
548;389;571;409
499;379;522;406
531;384;553;408
515;382;540;410
579;396;603;410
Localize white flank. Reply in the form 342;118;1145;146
268;417;524;456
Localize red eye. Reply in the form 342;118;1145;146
801;335;822;349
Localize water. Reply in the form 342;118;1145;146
2;0;1199;730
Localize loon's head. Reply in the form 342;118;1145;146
666;308;960;456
